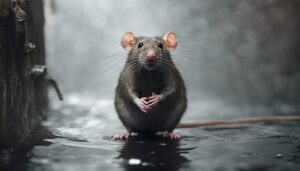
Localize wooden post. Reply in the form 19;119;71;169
0;0;47;149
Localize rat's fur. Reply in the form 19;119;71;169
115;36;187;134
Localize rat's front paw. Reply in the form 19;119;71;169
147;92;161;109
135;97;150;113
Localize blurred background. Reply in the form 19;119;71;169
46;0;300;119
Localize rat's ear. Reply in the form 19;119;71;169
163;32;178;51
121;32;136;51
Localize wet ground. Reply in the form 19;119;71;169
1;94;299;171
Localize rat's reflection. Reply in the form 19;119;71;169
116;135;193;171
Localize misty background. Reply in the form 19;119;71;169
44;0;300;120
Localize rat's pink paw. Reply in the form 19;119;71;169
148;92;160;108
163;132;181;140
112;133;130;141
136;97;149;113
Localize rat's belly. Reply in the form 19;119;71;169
116;96;185;133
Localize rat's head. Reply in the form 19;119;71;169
121;32;178;71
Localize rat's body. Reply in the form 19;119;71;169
114;32;186;140
115;55;186;133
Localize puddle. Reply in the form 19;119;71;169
1;94;300;171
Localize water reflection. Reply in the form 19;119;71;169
1;122;300;171
0;126;54;171
116;136;192;171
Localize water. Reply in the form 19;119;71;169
1;94;300;171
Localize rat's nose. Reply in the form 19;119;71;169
146;51;157;61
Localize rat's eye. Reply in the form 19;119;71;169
138;43;144;48
158;42;163;49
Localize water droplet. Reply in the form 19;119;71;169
31;158;50;164
141;162;155;167
276;154;283;158
128;158;141;165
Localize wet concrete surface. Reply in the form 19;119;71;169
1;94;299;171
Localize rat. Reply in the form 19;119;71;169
114;32;186;140
113;32;300;141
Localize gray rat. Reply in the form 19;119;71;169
113;32;187;140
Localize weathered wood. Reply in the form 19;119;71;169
0;0;47;149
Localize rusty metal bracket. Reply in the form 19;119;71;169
24;42;36;54
30;65;64;101
30;65;46;78
11;0;26;22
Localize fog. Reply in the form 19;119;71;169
45;0;300;118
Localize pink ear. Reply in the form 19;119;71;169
121;32;136;51
163;32;178;51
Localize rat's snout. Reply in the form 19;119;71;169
146;51;157;61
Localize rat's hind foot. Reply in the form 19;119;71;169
163;132;181;140
112;132;130;141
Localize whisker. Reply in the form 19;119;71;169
160;58;192;80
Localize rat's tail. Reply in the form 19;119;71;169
177;115;300;128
